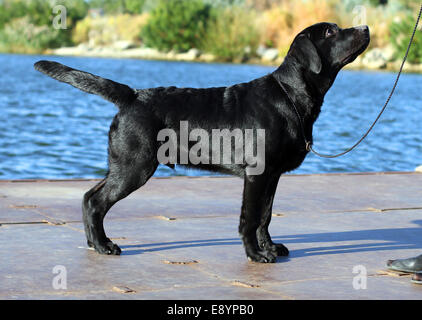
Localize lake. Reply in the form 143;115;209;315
0;53;421;179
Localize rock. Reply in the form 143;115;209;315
362;48;388;69
175;48;201;61
166;49;177;60
262;48;279;62
137;47;165;59
53;46;83;56
199;53;216;62
119;47;162;59
187;48;201;59
112;40;136;50
416;165;422;173
383;44;395;62
77;43;89;51
256;45;267;57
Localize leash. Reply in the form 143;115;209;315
281;4;422;159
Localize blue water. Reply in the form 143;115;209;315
0;53;421;179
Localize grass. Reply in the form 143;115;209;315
72;13;149;46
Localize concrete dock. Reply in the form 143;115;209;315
1;172;422;299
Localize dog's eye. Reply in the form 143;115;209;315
325;28;335;38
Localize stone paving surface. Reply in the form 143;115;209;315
1;172;422;299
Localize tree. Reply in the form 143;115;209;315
141;0;211;52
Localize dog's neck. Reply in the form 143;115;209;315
272;56;335;119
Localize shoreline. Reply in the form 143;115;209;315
33;45;422;74
1;45;421;74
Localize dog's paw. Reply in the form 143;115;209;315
247;250;276;263
260;242;289;257
274;243;289;257
94;240;122;255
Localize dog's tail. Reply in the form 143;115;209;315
34;60;137;106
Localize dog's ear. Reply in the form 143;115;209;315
288;34;322;74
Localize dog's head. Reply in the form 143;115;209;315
287;22;370;75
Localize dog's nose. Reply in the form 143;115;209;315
354;25;370;39
355;25;369;32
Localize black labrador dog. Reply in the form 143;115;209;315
34;22;369;263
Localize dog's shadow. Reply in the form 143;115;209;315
119;220;422;261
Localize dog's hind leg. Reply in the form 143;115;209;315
82;158;157;254
256;175;289;257
82;178;107;250
82;115;158;255
239;171;284;263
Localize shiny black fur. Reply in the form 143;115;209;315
34;23;369;262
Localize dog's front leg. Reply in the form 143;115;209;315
256;174;289;257
239;172;282;263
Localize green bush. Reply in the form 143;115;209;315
0;0;28;29
0;0;88;28
88;0;146;14
140;0;211;52
0;0;88;52
0;17;63;53
201;6;260;62
390;15;422;64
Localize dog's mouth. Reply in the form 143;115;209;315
341;41;369;65
341;28;370;65
341;48;362;65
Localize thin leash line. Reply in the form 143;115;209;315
282;5;422;159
